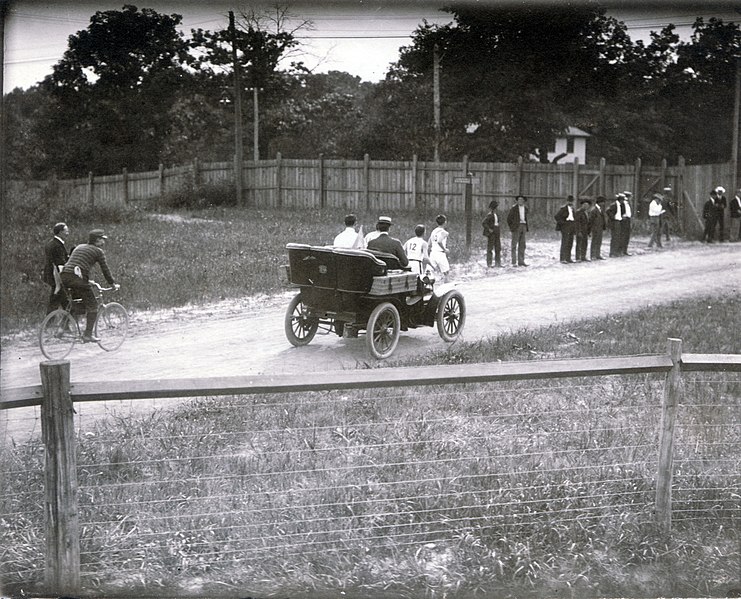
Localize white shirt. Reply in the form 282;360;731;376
54;235;66;245
648;199;665;217
518;205;527;223
364;230;381;245
623;200;632;218
404;236;428;262
566;206;574;221
334;227;363;248
429;227;448;253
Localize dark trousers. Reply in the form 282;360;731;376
732;217;741;241
46;285;67;314
575;234;588;261
622;218;632;254
485;228;501;267
590;230;603;259
60;272;98;334
703;216;718;242
609;222;621;256
559;226;575;261
511;225;527;265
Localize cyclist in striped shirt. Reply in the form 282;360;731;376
61;229;119;342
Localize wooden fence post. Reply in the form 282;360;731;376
122;167;129;205
40;360;80;594
158;163;165;199
364;153;371;210
516;155;524;196
318;153;326;209
598;157;606;197
656;337;682;535
276;152;283;209
634;158;642;202
660;158;667;193
572;157;580;198
677;156;686;235
411;154;419;212
87;172;94;210
193;157;200;187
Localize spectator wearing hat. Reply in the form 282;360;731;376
730;188;741;242
648;193;666;249
714;186;727;241
428;214;451;279
621;191;633;255
606;193;625;257
702;189;720;242
403;224;431;275
660;187;676;242
554;195;576;263
43;222;70;314
61;229;119;343
589;196;607;260
574;198;592;262
506;195;529;267
482;200;502;268
366;216;409;268
334;213;364;248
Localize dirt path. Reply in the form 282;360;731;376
1;239;739;392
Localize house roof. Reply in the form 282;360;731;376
564;126;591;138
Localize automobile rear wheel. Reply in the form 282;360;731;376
436;290;466;342
285;293;319;346
365;302;400;360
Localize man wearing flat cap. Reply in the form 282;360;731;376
61;229;119;342
366;216;409;268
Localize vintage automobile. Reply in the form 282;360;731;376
284;243;466;359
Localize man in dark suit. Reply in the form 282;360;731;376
366;216;409;268
554;195;576;263
589;196;607;260
702;190;719;242
43;222;70;313
713;186;727;241
506;195;529;267
574;198;592;261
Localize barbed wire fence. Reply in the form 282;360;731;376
2;362;738;595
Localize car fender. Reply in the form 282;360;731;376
432;282;458;298
423;282;460;325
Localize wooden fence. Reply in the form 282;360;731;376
8;156;736;237
1;339;739;595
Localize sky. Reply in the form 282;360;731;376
4;0;740;94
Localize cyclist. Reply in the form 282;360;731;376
60;229;119;343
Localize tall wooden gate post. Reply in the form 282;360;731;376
656;338;683;535
40;360;80;594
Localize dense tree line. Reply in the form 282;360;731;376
4;4;739;179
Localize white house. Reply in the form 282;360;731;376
545;126;590;164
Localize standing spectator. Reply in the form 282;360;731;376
428;214;450;280
482;200;502;268
43;222;70;314
714;186;727;242
606;193;625;257
333;213;364;248
366;216;409;268
506;195;529;267
589;196;607;260
574;198;592;262
647;193;666;249
730;188;741;242
621;191;633;255
554;195;576;263
403;224;430;275
702;189;719;242
60;229;119;343
661;187;676;242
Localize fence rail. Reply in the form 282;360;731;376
1;340;739;596
8;157;735;238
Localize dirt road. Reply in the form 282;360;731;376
1;239;738;391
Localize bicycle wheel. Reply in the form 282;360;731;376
95;302;129;352
39;310;79;360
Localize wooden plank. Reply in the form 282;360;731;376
681;353;741;371
0;384;44;409
59;355;674;403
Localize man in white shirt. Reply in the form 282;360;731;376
403;224;431;275
554;195;576;263
428;214;450;279
333;214;364;248
648;193;666;249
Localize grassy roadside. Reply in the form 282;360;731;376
1;294;738;598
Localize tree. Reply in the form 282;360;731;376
37;5;191;177
4;86;51;179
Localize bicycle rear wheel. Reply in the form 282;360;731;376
39;310;79;360
96;302;129;352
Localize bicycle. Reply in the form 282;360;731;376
39;281;129;360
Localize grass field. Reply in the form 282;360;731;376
1;295;739;598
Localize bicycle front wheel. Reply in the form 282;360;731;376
39;310;79;360
96;303;129;352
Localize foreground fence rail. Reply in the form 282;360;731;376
0;339;739;596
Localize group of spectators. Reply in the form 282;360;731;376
43;223;118;342
332;184;740;279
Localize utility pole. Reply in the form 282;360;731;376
731;57;740;193
433;44;441;162
229;11;244;206
252;87;260;161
